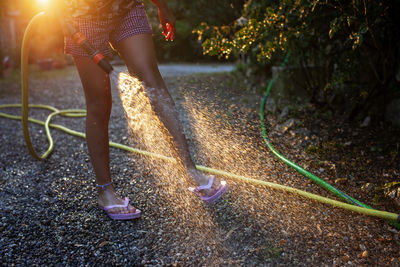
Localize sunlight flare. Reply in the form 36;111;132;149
36;0;50;7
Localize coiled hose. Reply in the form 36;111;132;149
0;12;399;226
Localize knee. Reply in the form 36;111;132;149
128;64;165;89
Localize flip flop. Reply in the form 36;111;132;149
99;197;141;220
189;176;228;203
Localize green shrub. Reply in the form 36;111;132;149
194;0;400;121
145;0;244;62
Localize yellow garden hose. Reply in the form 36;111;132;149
0;11;399;225
1;104;399;223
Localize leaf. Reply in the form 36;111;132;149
383;181;400;189
98;241;109;248
360;26;368;34
224;227;238;240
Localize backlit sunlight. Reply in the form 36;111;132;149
36;0;50;8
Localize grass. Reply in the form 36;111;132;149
0;68;21;84
305;145;322;154
0;64;76;84
29;64;77;79
0;65;77;99
250;244;282;259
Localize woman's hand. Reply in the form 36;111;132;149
152;0;175;41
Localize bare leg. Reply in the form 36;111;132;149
74;56;136;214
114;34;220;192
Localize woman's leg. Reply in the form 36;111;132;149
74;56;136;214
114;34;219;192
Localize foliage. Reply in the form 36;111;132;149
194;0;400;121
144;0;244;61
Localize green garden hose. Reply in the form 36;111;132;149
260;53;400;228
0;12;399;226
1;104;399;224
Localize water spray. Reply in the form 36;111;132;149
0;12;399;227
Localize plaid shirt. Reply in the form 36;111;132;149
64;0;143;19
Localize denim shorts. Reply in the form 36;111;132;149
64;4;152;57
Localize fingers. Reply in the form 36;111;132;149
161;23;168;37
162;22;175;41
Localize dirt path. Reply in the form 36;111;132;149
0;65;399;266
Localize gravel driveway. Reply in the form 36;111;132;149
0;64;399;266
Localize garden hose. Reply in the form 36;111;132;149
1;105;399;225
0;12;399;226
55;0;114;74
62;19;114;74
260;53;400;228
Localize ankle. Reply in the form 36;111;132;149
97;181;113;190
96;181;116;195
186;169;208;185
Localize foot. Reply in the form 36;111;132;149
97;185;137;215
187;169;225;197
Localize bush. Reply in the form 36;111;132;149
194;0;400;121
145;0;244;62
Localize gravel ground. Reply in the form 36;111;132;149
0;64;399;266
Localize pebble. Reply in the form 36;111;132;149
361;250;369;258
0;66;398;266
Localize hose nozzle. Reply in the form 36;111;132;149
64;20;114;74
